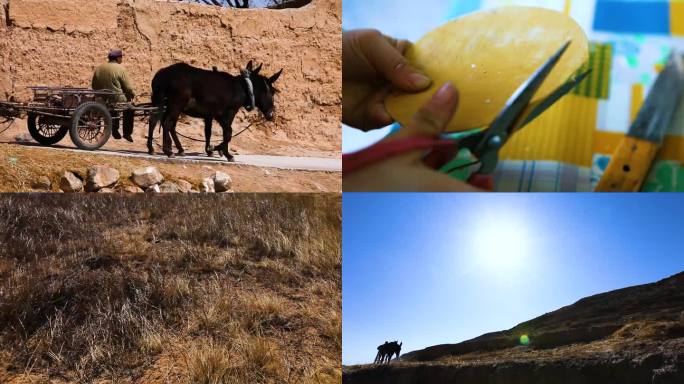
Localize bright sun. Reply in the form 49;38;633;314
469;211;533;274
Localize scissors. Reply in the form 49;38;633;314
343;40;591;191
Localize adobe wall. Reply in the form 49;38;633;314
0;0;341;152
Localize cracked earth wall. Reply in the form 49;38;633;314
0;0;341;153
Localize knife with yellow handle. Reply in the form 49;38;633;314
596;53;684;192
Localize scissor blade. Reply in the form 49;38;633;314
520;69;592;127
628;52;684;143
482;40;571;140
469;41;572;175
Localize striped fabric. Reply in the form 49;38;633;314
573;42;613;100
494;160;593;192
446;156;684;192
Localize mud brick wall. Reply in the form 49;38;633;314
0;0;341;151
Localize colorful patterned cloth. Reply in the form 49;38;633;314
495;160;593;192
456;0;684;192
573;42;613;100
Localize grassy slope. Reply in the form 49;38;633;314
0;143;340;192
0;194;341;383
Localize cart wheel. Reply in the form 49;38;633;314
27;113;69;145
70;101;112;150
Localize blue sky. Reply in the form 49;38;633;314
343;193;684;365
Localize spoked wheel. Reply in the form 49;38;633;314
27;113;69;145
70;101;112;150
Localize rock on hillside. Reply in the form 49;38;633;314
344;271;684;384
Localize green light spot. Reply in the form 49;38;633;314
519;334;530;346
657;46;671;65
627;56;639;68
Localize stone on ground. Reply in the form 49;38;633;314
212;171;232;192
159;181;180;193
86;165;119;192
131;166;164;189
176;179;193;193
31;176;52;190
201;177;215;193
59;171;83;193
123;186;144;193
146;184;161;193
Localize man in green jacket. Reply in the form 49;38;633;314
92;49;135;141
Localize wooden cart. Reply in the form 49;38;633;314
0;86;159;150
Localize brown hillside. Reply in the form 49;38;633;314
344;272;684;384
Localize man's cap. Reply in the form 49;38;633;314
108;49;123;59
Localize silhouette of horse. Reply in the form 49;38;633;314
374;341;402;364
148;60;282;161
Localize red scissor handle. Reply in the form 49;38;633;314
343;136;456;174
467;173;494;191
343;136;494;191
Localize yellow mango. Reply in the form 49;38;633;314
385;6;589;132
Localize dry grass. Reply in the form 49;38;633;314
613;319;684;341
434;318;684;369
240;336;286;381
185;343;233;384
237;293;288;334
0;194;341;383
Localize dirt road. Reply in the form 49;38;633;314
11;144;342;172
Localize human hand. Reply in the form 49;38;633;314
343;82;484;192
343;29;432;131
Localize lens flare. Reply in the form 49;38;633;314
470;210;533;275
519;334;530;345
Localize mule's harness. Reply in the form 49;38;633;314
241;69;255;112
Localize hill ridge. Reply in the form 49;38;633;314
344;270;684;384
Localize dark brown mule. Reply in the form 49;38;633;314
375;341;402;364
147;61;282;160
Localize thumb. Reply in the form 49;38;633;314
398;82;459;139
